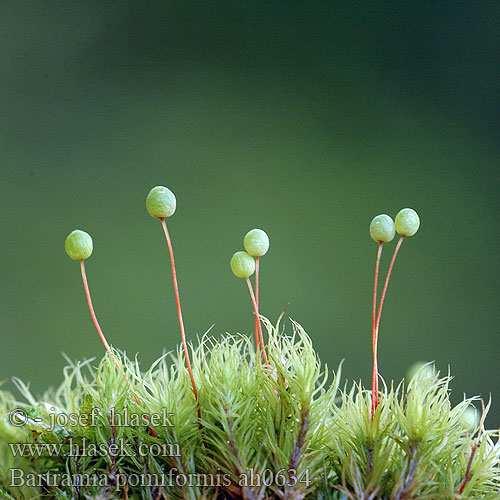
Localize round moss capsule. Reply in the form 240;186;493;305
395;208;420;237
461;406;480;432
369;214;395;243
230;251;255;279
146;186;176;219
406;361;435;381
243;228;270;257
65;230;93;261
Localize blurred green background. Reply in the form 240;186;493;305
1;2;499;423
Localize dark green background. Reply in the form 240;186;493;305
1;2;499;423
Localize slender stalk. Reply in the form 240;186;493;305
246;278;269;364
254;256;264;351
79;260;112;354
159;218;198;401
371;236;405;414
375;237;404;334
372;243;383;333
371;242;383;417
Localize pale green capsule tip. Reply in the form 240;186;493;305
407;361;435;381
230;251;255;279
395;208;420;237
65;229;93;261
146;185;176;219
369;214;395;243
243;228;270;257
462;406;480;432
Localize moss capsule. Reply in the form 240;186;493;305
146;186;177;219
243;228;270;257
395;208;420;237
65;230;93;261
462;406;480;432
370;214;395;243
407;361;435;381
230;251;255;279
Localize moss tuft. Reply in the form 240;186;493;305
0;319;498;499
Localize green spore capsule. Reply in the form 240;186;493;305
369;214;395;243
230;251;255;279
146;186;177;219
407;361;435;381
243;228;270;257
461;406;480;432
65;230;93;261
395;208;420;237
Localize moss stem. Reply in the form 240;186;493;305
254;256;266;352
246;277;269;364
394;443;418;499
375;237;404;333
457;443;478;495
160;218;199;401
371;242;383;417
372;236;405;414
79;260;112;354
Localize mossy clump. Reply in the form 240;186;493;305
0;319;498;499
